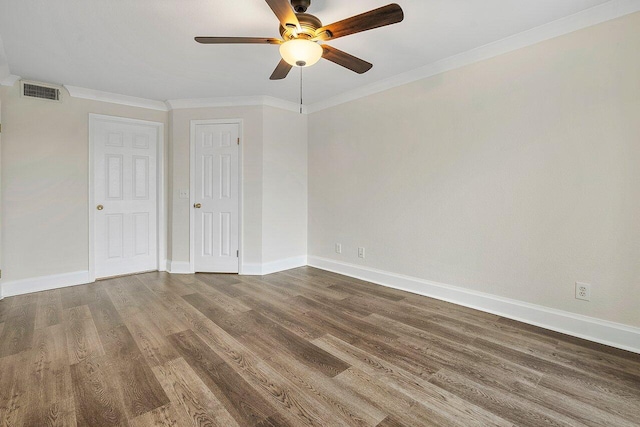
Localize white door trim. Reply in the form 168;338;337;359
88;113;166;282
189;119;244;274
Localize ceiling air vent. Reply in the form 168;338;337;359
21;80;62;102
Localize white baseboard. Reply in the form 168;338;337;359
307;256;640;354
240;256;308;276
167;260;192;274
0;271;92;298
261;255;308;275
167;256;307;276
241;263;263;276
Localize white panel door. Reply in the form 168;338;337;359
93;117;158;278
194;123;239;273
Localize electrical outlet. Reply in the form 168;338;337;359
575;282;591;301
358;247;365;259
335;243;342;254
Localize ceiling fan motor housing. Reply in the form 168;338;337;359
280;13;322;40
291;0;310;13
279;12;322;39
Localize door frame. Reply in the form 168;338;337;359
189;119;243;274
88;113;166;282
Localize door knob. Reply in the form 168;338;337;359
96;205;104;211
194;203;202;208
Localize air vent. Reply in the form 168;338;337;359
21;80;62;102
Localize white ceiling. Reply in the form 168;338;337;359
0;0;614;105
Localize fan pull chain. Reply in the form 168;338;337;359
299;66;303;114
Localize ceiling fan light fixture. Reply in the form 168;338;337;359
279;39;323;67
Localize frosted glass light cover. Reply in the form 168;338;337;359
279;39;323;67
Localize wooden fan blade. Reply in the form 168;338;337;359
315;3;404;41
322;45;373;74
265;0;301;31
195;37;282;44
270;59;293;80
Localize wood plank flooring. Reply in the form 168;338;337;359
0;267;639;426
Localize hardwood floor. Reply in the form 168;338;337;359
0;267;639;426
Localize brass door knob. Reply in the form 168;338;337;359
193;203;202;209
96;205;104;211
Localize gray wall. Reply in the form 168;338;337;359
0;84;169;282
307;13;640;327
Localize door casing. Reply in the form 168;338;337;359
190;119;244;274
88;113;166;282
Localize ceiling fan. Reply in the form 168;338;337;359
195;0;404;80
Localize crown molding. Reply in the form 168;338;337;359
0;74;20;87
7;0;638;113
167;95;303;113
42;84;302;113
265;96;305;113
64;85;169;111
306;0;640;114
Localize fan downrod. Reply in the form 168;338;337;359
291;0;310;13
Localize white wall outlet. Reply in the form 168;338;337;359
335;243;342;254
575;282;591;301
358;247;365;259
178;189;189;199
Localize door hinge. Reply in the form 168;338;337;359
236;250;239;257
237;137;240;145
